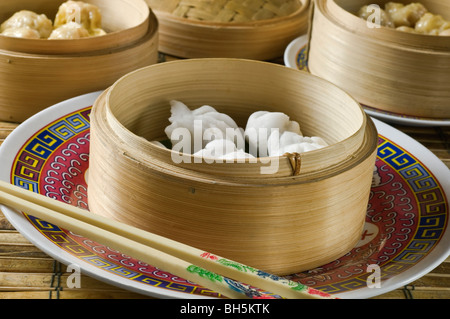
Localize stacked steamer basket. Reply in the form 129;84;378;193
308;0;450;119
0;0;159;122
146;0;310;60
88;59;378;275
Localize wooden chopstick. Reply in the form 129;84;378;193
0;180;336;299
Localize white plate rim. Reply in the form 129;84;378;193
339;118;450;299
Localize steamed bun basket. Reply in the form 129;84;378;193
89;59;378;275
146;0;310;60
308;0;450;119
0;0;159;122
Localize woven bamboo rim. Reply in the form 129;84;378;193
88;59;378;275
146;0;310;59
0;9;158;123
308;0;450;119
0;0;150;54
102;59;367;178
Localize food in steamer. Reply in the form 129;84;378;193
0;1;107;39
357;2;450;36
160;100;328;160
0;10;53;39
147;0;302;23
52;1;106;38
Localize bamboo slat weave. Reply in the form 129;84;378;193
147;0;302;22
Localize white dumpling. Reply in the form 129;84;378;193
219;149;255;160
193;139;254;160
193;139;237;158
267;131;328;157
165;100;245;154
0;10;53;38
48;22;90;39
244;111;302;157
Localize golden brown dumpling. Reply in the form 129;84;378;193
385;2;428;27
357;5;395;27
396;25;417;33
54;1;106;36
0;10;53;38
415;12;450;35
439;28;450;36
48;21;90;39
1;26;40;39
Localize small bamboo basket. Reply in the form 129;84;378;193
0;0;159;123
146;0;310;60
308;0;450;119
88;59;378;275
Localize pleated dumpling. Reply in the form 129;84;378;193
193;139;254;161
244;111;302;157
267;131;328;157
165;100;245;154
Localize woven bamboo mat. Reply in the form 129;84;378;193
0;59;449;299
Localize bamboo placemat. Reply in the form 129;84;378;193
0;57;449;299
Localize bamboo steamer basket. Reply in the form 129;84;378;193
146;0;311;60
0;0;158;123
308;0;450;119
88;58;378;275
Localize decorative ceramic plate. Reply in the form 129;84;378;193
284;35;450;127
0;92;449;299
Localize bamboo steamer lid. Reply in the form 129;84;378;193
88;59;378;275
308;0;450;119
146;0;311;60
0;0;159;122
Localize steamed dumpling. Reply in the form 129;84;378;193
267;131;328;157
439;28;450;36
48;21;90;39
385;2;428;27
415;12;450;35
165;100;245;154
0;10;53;38
54;0;106;36
1;26;41;39
193;139;254;160
355;2;450;36
244;111;302;157
357;5;394;27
